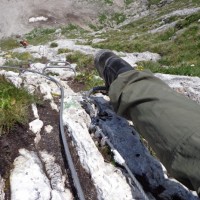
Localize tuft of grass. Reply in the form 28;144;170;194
91;9;200;76
75;72;103;90
66;51;103;89
50;42;58;48
4;60;27;67
57;48;71;54
88;23;99;31
4;55;49;66
139;61;200;76
3;52;33;67
99;14;107;25
66;51;93;69
104;0;113;5
0;38;20;51
99;145;116;165
111;12;126;25
61;24;88;39
11;52;32;61
124;0;134;6
62;23;78;32
33;56;49;64
97;12;126;28
175;12;200;30
148;0;161;6
46;72;59;76
0;75;37;135
25;28;56;45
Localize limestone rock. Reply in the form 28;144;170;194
10;149;72;200
10;149;52;200
0;175;5;200
29;119;43;134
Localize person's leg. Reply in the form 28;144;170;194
95;50;200;194
109;70;200;193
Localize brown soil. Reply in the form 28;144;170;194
36;101;97;200
68;78;86;92
36;101;66;171
0;109;36;199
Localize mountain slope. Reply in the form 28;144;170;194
0;0;148;38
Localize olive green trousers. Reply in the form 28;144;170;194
109;70;200;194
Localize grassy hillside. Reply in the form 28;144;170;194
87;0;200;76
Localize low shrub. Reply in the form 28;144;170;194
0;38;20;51
0;75;37;134
66;51;103;89
58;48;71;54
50;42;58;48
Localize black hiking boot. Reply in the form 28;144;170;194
94;49;134;89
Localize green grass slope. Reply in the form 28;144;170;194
88;1;200;76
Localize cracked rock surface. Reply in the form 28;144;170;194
10;149;72;200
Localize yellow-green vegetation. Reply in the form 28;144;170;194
148;0;161;6
4;52;33;66
46;72;60;76
0;75;36;135
95;12;126;30
61;24;88;39
24;24;88;45
57;48;71;54
66;51;103;89
141;137;157;158
75;72;103;90
104;0;113;5
100;145;116;165
10;52;32;61
0;38;20;51
66;51;93;69
4;60;27;67
124;0;134;6
111;12;126;25
33;56;49;64
88;23;97;31
25;28;56;45
99;14;107;25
